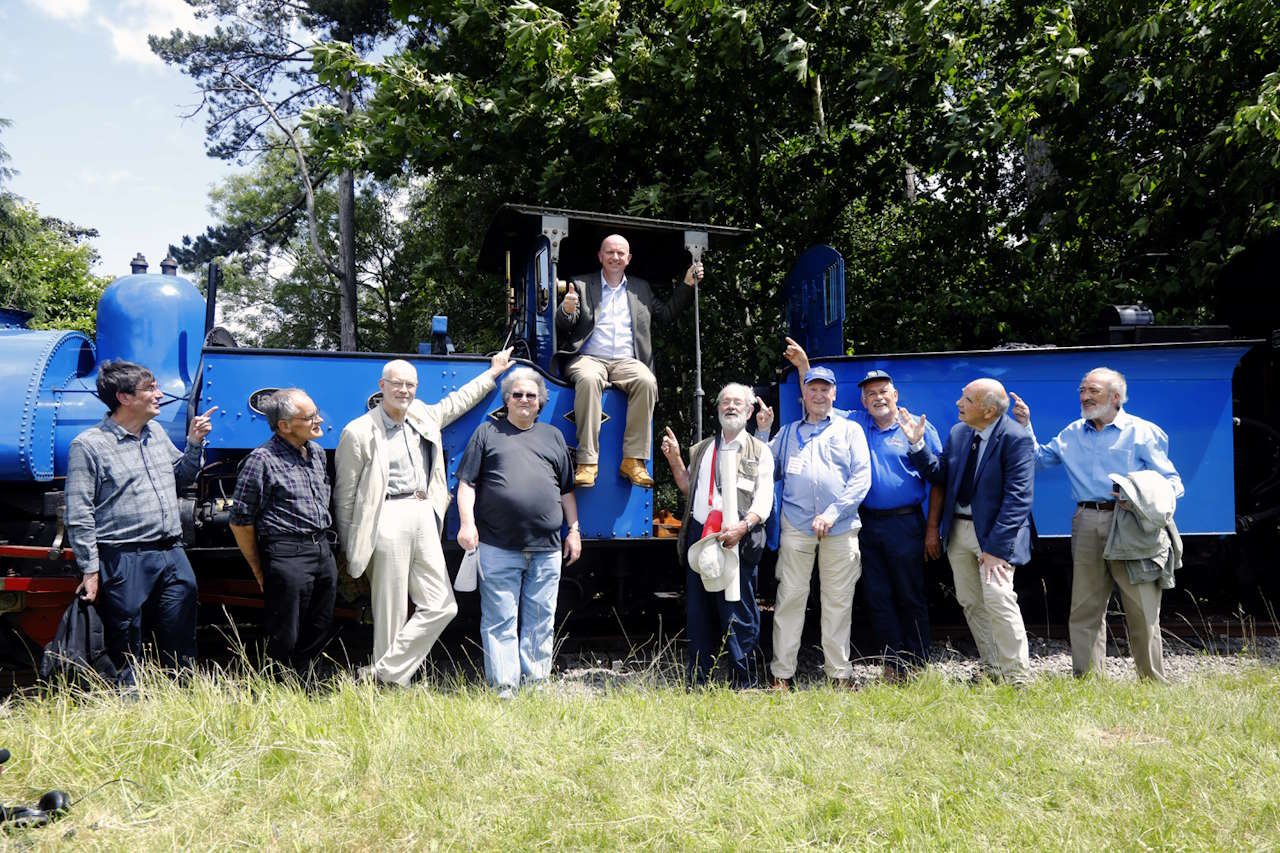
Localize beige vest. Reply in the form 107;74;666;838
677;432;767;565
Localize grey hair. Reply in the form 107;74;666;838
1085;367;1128;406
501;367;548;408
715;383;756;407
978;381;1010;418
381;359;417;381
261;388;305;431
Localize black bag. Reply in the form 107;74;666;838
39;597;120;687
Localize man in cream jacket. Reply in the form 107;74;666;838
335;349;511;686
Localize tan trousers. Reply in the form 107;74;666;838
947;519;1030;680
1069;506;1166;682
564;355;656;464
367;497;458;686
770;516;861;680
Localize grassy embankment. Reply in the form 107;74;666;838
2;660;1278;850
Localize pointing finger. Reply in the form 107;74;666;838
201;406;218;418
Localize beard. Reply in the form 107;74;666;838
1082;401;1118;421
719;411;748;433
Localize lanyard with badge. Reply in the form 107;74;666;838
787;419;825;476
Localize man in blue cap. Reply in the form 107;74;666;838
763;339;943;681
757;360;870;689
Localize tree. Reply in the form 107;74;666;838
309;0;1280;352
151;0;398;350
172;145;503;353
0;201;109;335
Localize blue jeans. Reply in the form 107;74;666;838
477;543;562;691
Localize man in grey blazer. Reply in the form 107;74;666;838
556;234;702;489
334;348;511;686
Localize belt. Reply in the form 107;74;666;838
859;505;920;519
953;513;973;521
1077;500;1116;511
264;530;332;545
386;491;427;501
100;537;180;553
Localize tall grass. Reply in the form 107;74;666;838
2;658;1278;850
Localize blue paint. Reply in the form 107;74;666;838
774;343;1251;536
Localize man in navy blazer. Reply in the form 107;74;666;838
898;378;1034;682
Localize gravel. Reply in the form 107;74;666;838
550;633;1280;694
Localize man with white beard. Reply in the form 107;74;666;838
1010;368;1183;681
660;384;773;687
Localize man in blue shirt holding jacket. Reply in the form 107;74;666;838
1011;367;1183;681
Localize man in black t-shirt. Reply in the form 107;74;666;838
456;367;581;697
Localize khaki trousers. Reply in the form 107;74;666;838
947;519;1030;680
367;497;458;686
1069;506;1166;682
770;516;861;680
564;355;656;464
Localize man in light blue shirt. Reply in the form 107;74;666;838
767;340;944;680
1011;367;1183;681
758;366;871;688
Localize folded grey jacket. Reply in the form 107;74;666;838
1104;470;1183;589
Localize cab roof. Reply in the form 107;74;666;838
479;204;750;285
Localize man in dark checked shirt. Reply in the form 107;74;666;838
230;389;336;675
66;360;217;687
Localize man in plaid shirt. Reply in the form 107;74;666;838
66;360;216;686
230;388;336;676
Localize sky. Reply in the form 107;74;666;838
1;0;237;278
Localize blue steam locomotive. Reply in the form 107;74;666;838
0;205;1271;653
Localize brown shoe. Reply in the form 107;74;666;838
574;464;598;487
618;458;654;488
770;677;791;692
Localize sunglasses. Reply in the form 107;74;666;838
509;392;539;400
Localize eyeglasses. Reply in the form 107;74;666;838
129;383;159;394
509;392;539;400
384;380;417;390
294;412;323;423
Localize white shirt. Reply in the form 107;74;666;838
579;273;635;361
690;434;775;526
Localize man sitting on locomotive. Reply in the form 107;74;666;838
556;233;703;489
65;359;216;687
661;383;773;688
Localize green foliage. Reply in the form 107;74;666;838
0;201;109;335
305;0;1280;353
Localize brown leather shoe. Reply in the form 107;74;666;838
770;677;791;692
618;458;654;488
574;464;598;487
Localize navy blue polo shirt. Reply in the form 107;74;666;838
848;409;942;510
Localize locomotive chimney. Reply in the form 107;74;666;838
130;253;148;274
160;255;178;276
